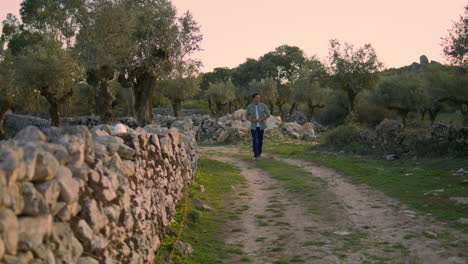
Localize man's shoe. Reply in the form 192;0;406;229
253;157;258;161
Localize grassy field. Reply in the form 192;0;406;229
262;139;468;232
154;158;245;264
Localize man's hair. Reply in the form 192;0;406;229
252;93;260;99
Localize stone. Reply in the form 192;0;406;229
77;257;99;264
118;144;136;160
0;145;26;185
90;235;109;253
37;143;68;166
448;256;467;264
0;210;18;254
232;109;246;121
386;154;399;161
282;122;303;139
175;240;194;255
33;151;59;182
333;231;351;236
51;223;83;264
74;219;94;245
21;142;39;181
84;199;108;232
58;135;86;166
20;182;49;216
14;126;47;142
17;215;53;251
0;238;4;260
423;231;438;238
199;184;206;193
111;123;128;135
420;55;429;64
0;171;7;206
450;197;468;206
159;136;173;158
453;168;468;176
35;179;60;212
7;183;24;214
302;122;317;141
190;198;212;211
56;201;81;221
456;218;468;225
56;166;80;203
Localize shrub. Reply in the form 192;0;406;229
355;103;396;128
324;123;364;151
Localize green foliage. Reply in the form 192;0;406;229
245;78;277;107
328;39;383;114
204;81;236;114
13;36;81;125
324;123;365;152
354;102;396;128
442;5;467;65
160;75;200;116
199;67;231;91
14;37;80;97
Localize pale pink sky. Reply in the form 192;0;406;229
1;0;466;71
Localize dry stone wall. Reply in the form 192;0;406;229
0;122;197;264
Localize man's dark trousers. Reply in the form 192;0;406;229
251;127;264;158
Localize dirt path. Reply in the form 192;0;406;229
201;147;468;264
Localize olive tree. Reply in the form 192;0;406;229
119;1;202;126
74;0;137;122
328;39;383;116
373;73;426;126
205;81;236;115
442;5;467;65
247;78;278;112
292;57;329;121
0;53;16;139
160;75;200;117
13;37;82;126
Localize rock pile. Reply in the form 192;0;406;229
0;122;197;263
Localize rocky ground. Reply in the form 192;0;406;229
202;147;468;264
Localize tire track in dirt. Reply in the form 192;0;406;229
201;147;468;264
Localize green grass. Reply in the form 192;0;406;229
248;156;326;210
154;158;246;264
263;139;468;232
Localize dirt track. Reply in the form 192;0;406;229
201;147;468;264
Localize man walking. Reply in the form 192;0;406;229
246;93;271;160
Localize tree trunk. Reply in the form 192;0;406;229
48;100;61;127
277;104;284;119
208;99;215;115
133;72;156;127
462;103;468;127
0;99;10;140
172;100;181;118
420;109;427;121
96;80;113;123
289;102;297;116
0;114;5;140
346;90;356;115
269;103;274;115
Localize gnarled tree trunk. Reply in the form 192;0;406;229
96;80;113;123
133;72;156;127
172;99;182;118
0;98;10;140
40;86;73;127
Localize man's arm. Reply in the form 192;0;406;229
258;104;271;121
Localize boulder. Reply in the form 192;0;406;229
282;122;303;139
302;123;317;141
232;109;246;121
